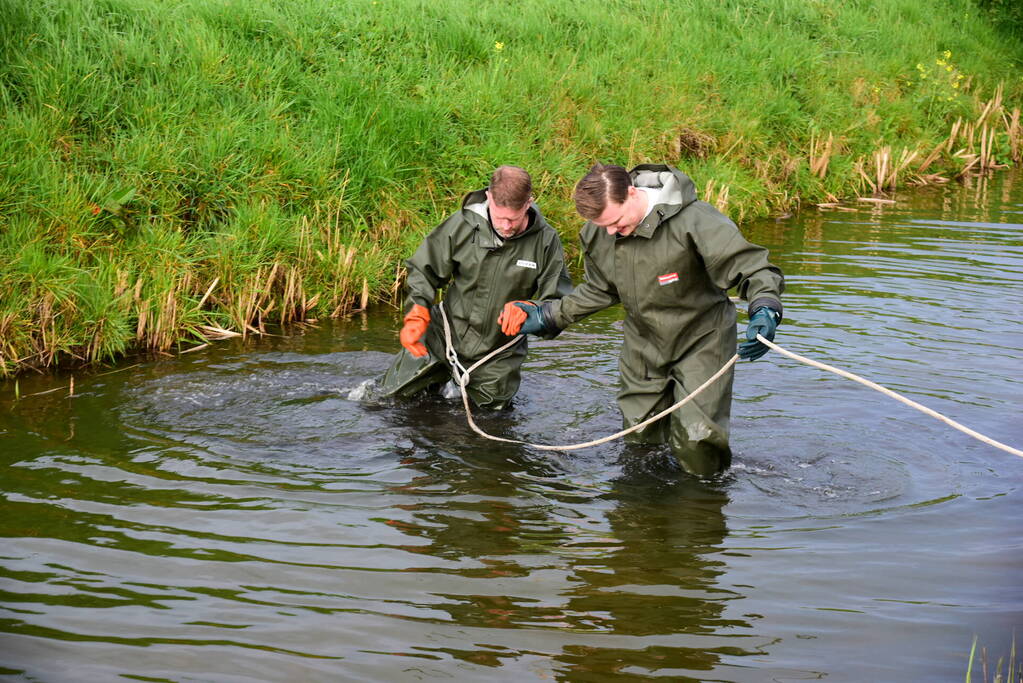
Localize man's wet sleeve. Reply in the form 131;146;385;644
533;233;573;301
548;241;620;329
694;209;784;318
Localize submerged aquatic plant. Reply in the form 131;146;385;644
966;632;1021;683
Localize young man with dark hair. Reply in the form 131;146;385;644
502;163;784;475
379;166;572;409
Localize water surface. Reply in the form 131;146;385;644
2;173;1022;681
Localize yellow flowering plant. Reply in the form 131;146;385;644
913;50;970;119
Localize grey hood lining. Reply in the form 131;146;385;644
633;170;683;206
464;199;489;220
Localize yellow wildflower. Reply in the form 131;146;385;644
494;41;505;52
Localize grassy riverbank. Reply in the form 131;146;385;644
2;0;1023;375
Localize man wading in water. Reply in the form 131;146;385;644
501;163;784;476
378;166;572;409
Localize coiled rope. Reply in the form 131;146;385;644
438;302;1023;458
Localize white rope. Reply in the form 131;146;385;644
439;302;735;451
755;334;1023;458
437;303;1022;458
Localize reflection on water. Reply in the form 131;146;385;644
1;172;1022;681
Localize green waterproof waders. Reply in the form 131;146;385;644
378;188;571;409
379;308;527;410
548;164;784;475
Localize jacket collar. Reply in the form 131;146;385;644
620;164;698;239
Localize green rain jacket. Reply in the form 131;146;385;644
545;164;784;472
380;189;572;408
550;164;783;356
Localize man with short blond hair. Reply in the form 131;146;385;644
378;166;571;409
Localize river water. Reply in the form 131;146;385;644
2;173;1022;681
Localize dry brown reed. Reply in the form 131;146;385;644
0;313;19;368
855;146;919;195
851;85;1020;195
132;271;190;352
809;132;834;179
1006;107;1022;163
702;179;731;213
328;245;360;318
197;277;219;309
197;324;241;340
391;265;407;305
915;138;947;177
943;88;1013;176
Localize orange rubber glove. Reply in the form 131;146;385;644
498;301;530;336
399;304;430;358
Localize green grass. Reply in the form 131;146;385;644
2;0;1023;374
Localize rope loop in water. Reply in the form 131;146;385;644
437;303;1023;458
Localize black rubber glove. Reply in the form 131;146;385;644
738;306;780;361
512;301;549;335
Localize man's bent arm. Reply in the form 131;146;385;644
690;205;784;317
405;215;459;309
547;246;620;330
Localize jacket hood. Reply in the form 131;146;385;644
460;188;547;248
629;164;698;237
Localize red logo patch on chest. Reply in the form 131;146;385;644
657;272;679;286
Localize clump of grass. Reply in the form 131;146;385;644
1;0;1022;375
